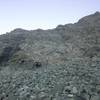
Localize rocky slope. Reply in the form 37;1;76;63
0;12;100;100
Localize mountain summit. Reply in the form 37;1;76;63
77;11;100;26
0;12;100;100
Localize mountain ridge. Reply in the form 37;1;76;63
0;11;100;65
0;12;100;100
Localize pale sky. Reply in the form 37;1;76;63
0;0;100;34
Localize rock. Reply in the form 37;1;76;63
38;92;48;99
72;87;78;94
91;95;100;100
30;95;36;100
67;94;74;98
96;85;100;92
63;85;72;94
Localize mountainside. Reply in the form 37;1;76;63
0;12;100;100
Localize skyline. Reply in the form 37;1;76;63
0;0;100;34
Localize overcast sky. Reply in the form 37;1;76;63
0;0;100;34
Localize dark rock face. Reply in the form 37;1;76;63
0;46;21;65
0;12;100;100
0;46;13;64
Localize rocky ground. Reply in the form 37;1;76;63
0;58;100;100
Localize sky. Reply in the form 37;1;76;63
0;0;100;34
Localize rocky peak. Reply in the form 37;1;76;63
77;11;100;26
94;11;100;16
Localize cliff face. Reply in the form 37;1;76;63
0;12;100;100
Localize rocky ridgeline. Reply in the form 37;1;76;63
0;12;100;100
